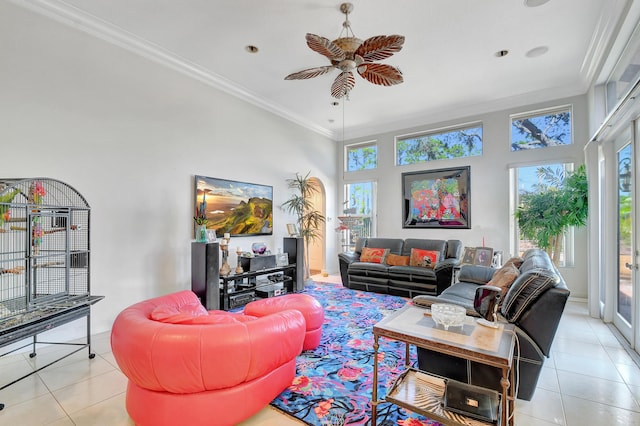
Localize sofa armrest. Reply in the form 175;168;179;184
514;286;570;356
338;251;360;264
338;252;360;287
433;258;458;294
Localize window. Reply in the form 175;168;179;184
346;142;377;172
509;163;574;266
605;23;640;113
510;107;572;151
338;181;376;251
396;123;482;166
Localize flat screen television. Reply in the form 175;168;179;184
194;175;273;237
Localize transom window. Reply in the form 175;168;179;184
396;123;483;166
346;141;377;172
510;107;572;151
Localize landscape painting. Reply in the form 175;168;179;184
194;175;273;237
402;166;470;229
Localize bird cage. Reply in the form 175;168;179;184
0;178;101;409
0;178;90;320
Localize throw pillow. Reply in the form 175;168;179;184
409;248;439;269
360;247;390;264
487;263;520;298
150;303;208;324
503;256;524;269
386;253;410;266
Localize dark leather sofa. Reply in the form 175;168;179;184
413;248;570;401
337;237;462;297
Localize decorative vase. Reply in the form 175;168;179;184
251;242;267;255
196;225;208;242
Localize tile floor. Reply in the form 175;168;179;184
0;284;639;425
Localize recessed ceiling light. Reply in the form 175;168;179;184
495;50;509;58
245;45;259;53
526;46;549;58
524;0;551;7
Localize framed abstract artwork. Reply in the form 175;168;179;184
194;175;273;237
402;166;470;229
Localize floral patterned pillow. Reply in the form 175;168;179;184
360;247;390;264
409;248;439;269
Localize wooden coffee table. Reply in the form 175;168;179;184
372;304;515;425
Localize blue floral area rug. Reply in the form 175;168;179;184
271;281;442;426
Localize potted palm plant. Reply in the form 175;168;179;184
281;172;325;280
514;164;588;265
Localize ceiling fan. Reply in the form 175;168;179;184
284;2;405;99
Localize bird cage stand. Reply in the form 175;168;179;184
0;178;103;410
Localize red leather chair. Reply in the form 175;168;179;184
244;294;324;350
110;290;305;426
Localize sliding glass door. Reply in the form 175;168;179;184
613;130;637;344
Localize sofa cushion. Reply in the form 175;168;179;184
360;247;390;263
413;281;478;313
360;238;404;255
386;253;410;266
410;248;439;268
487;263;520;298
458;265;496;285
446;240;462;259
402;239;447;261
440;281;481;301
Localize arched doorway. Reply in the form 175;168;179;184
308;177;326;276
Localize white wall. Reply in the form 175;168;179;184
339;95;589;299
0;3;337;339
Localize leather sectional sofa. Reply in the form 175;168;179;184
413;248;570;400
337;237;462;297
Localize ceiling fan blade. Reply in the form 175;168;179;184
306;33;345;62
285;65;335;80
355;35;405;62
357;63;403;86
331;71;355;98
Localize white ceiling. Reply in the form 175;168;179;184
14;0;624;140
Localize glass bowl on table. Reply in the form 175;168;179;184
430;303;466;330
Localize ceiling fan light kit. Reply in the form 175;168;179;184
285;2;405;99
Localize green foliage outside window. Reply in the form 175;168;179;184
396;125;482;165
511;109;571;151
347;144;377;171
514;164;588;265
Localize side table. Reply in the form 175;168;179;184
372;305;515;425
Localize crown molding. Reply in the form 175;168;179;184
10;0;334;139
